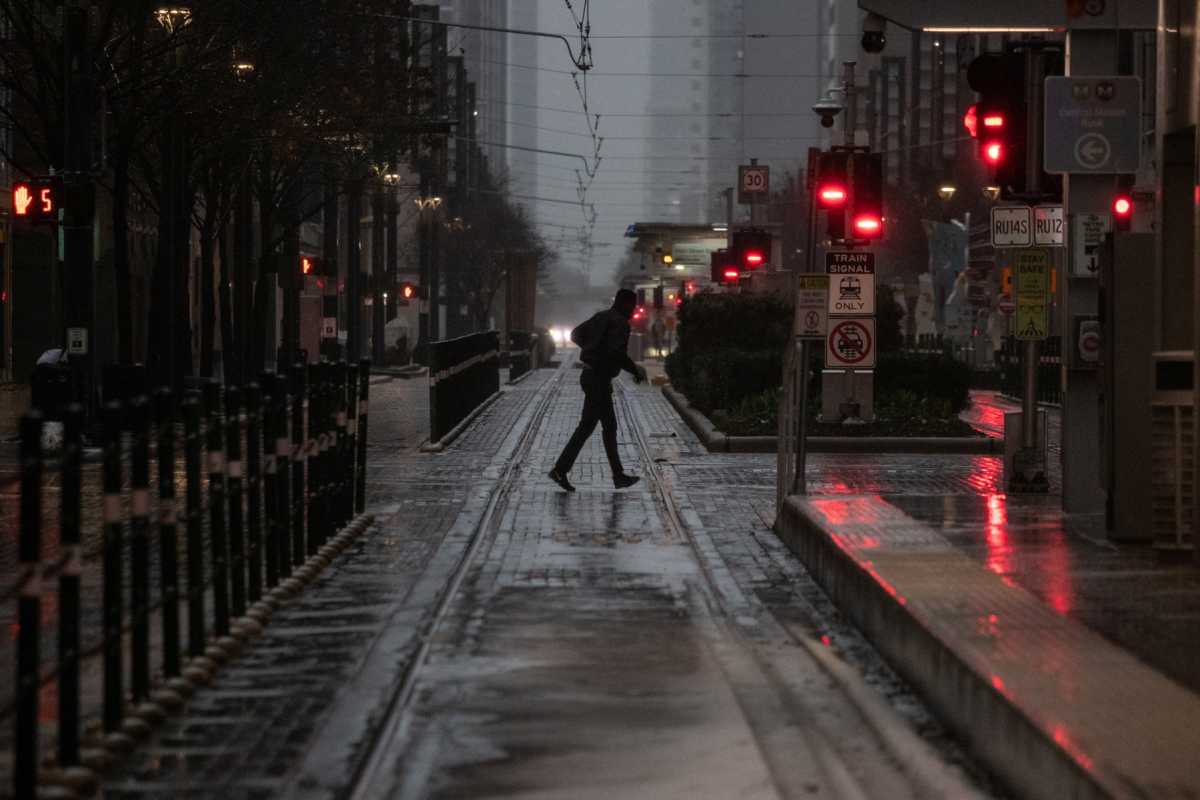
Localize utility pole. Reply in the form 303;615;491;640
63;3;96;422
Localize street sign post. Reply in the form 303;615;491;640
1014;248;1050;341
991;206;1032;247
1044;76;1142;174
796;274;829;340
1033;205;1065;246
826;318;876;369
737;164;770;205
1071;213;1111;277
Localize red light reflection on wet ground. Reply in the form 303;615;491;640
985;493;1013;577
1052;724;1096;772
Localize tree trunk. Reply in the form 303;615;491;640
218;213;235;385
199;182;217;378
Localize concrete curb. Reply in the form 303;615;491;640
419;389;502;453
772;497;1172;800
371;365;427;379
661;386;999;454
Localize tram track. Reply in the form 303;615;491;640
339;360;985;800
615;380;987;800
342;359;572;800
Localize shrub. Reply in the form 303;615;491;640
675;292;793;354
670;348;782;414
875;352;971;413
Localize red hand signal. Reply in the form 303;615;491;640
14;185;33;215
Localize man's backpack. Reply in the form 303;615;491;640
571;312;606;367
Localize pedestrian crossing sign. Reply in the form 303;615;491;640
1015;299;1048;340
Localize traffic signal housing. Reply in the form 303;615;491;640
849;152;883;240
731;228;771;271
817;150;850;241
652;285;664;309
300;256;334;276
966;48;1063;201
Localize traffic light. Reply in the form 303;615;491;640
966;48;1063;201
816;151;849;209
816;150;850;241
300;256;333;276
731;228;771;271
398;282;419;305
710;249;731;283
12;177;61;224
1112;194;1133;231
849;152;883;240
652;285;664;309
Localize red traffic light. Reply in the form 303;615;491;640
982;112;1005;129
852;214;883;238
817;183;848;208
1113;195;1133;217
983;141;1004;164
301;257;313;274
744;251;764;268
402;283;416;300
721;267;740;284
963;105;978;138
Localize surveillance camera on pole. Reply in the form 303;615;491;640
861;13;887;54
812;91;844;129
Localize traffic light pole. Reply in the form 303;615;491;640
1013;48;1049;492
792;157;821;495
63;4;96;425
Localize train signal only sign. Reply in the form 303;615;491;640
829;273;875;315
826;318;876;369
796;274;829;340
825;251;874;274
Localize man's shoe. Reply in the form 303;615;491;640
548;468;576;492
613;473;640;490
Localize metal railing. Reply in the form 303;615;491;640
997;335;1062;405
429;331;500;442
8;359;372;800
507;331;539;382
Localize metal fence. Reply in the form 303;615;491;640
507;331;539;383
429;331;500;442
996;335;1063;405
7;359;372;800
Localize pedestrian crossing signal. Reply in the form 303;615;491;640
12;178;60;224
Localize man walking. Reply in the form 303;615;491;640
549;289;647;492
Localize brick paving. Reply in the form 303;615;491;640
95;371;546;799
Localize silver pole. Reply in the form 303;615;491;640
843;61;857;147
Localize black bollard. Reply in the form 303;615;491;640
245;383;263;602
290;364;307;562
274;373;292;578
182;395;205;658
203;382;230;637
129;396;152;704
15;412;43;800
101;401;125;736
225;386;246;617
260;374;280;588
58;404;84;769
342;362;356;527
357;359;371;513
307;364;324;549
155;389;181;680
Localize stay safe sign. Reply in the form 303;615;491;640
826;318;875;369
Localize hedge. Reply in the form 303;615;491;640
875;352;971;413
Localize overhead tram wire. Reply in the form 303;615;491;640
479;98;812;117
478;57;823;78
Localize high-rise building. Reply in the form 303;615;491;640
438;1;509;169
642;1;849;225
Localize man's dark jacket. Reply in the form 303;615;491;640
577;308;639;380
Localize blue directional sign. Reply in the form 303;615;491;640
1044;76;1141;174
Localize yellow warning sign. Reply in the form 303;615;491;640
1015;298;1049;340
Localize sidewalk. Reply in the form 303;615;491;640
776;389;1200;799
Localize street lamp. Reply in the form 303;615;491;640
937;184;957;201
154;6;191;32
982;185;1001;201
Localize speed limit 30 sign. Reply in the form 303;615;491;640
826;318;875;369
738;164;769;204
